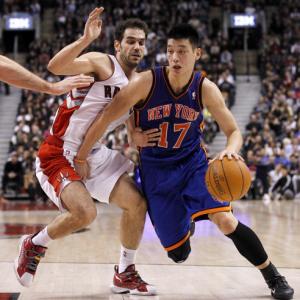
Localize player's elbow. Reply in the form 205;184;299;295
47;60;64;75
228;127;242;138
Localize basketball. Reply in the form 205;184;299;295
205;157;251;202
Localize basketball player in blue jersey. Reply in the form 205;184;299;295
74;24;294;300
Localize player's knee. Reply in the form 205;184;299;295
167;238;191;263
213;213;238;234
136;196;147;214
82;204;97;226
128;193;147;215
71;203;97;228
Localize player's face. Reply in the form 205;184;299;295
115;28;146;68
167;39;201;76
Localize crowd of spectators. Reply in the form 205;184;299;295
2;0;237;199
2;88;62;201
243;0;300;202
0;0;42;16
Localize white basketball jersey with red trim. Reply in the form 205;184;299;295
50;55;130;151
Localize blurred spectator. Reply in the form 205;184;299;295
217;69;235;107
270;165;297;201
2;152;24;194
3;0;42;15
0;82;10;95
246;114;263;132
202;108;219;144
252;149;272;199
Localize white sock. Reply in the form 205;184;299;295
32;227;53;247
118;245;137;273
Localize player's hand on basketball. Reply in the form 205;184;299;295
83;7;104;42
74;158;90;181
131;127;161;147
49;75;94;95
209;149;244;164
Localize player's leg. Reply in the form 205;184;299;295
87;148;146;269
87;147;155;295
14;181;97;287
47;181;97;238
185;149;294;300
14;145;97;287
209;211;294;300
110;173;146;251
109;173;156;295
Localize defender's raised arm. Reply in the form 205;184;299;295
47;7;107;77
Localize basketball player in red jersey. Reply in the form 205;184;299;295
0;55;93;94
14;7;156;295
74;24;294;300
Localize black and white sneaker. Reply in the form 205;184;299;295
267;276;294;300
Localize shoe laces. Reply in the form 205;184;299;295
124;269;147;285
268;276;289;289
25;249;45;272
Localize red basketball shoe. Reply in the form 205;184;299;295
111;264;156;295
14;234;47;287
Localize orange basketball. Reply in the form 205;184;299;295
205;157;251;202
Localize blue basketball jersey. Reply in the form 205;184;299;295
133;67;231;250
134;66;206;163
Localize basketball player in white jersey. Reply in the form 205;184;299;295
14;7;158;295
0;55;94;94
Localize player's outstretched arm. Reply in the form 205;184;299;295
0;55;94;94
74;71;153;178
46;75;94;95
48;7;104;75
202;78;243;160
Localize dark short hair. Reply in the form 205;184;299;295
115;18;149;41
167;24;199;48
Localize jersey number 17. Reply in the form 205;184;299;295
158;122;191;149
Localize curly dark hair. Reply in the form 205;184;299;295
114;18;149;41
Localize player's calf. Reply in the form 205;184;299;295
226;222;294;300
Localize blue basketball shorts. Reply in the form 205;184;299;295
139;148;231;252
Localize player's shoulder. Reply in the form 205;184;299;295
201;77;221;101
132;69;153;84
202;77;217;90
80;52;114;79
127;70;154;101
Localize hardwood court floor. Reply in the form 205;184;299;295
0;200;299;300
